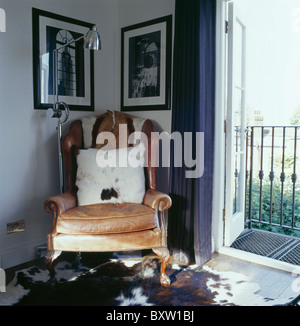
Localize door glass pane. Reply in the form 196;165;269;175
233;88;244;215
233;153;241;214
234;21;244;88
233;88;242;152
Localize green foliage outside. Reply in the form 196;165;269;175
243;107;300;237
246;178;300;237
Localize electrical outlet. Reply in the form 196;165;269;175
7;219;25;234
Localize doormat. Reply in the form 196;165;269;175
0;257;298;306
231;229;300;265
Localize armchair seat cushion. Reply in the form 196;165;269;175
56;203;158;235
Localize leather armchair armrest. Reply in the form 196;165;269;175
44;192;77;216
143;189;172;211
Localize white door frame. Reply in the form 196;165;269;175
212;0;227;253
212;0;298;273
224;1;247;246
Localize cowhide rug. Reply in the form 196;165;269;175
0;258;298;306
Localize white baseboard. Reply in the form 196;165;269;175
0;240;47;269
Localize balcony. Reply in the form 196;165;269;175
231;126;300;265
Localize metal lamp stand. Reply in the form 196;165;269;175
48;25;101;193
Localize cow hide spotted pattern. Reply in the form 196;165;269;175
75;111;147;207
0;258;297;306
76;144;146;206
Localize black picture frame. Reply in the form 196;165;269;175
121;15;172;112
32;8;95;111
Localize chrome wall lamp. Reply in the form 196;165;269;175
48;25;101;193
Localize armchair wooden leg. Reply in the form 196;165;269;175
152;247;171;286
45;250;62;277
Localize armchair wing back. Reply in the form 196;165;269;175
44;110;172;286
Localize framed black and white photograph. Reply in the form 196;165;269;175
32;8;95;111
121;15;172;111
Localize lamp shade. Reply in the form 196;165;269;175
84;25;101;50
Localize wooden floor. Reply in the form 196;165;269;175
205;253;298;301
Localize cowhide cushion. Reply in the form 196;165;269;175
81;110;146;149
75;143;146;206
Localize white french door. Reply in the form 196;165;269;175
224;1;247;246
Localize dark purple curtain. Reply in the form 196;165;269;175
168;0;216;265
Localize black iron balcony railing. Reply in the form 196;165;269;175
245;126;300;234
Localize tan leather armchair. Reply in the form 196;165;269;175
44;111;172;286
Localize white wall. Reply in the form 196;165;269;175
0;0;175;268
118;0;175;195
0;0;119;268
117;0;175;134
